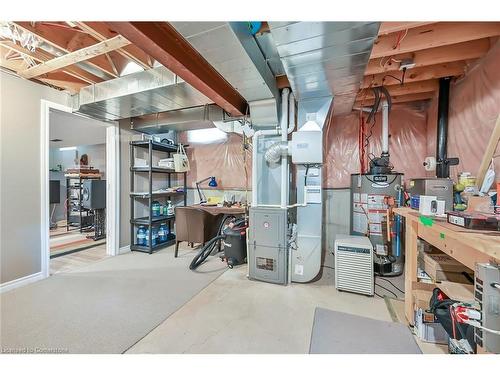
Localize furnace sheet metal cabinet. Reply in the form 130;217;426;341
248;207;288;285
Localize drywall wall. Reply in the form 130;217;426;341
0;71;70;284
426;39;500;182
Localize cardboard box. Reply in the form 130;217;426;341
422;252;473;282
412;288;434;310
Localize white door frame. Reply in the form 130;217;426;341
41;99;120;278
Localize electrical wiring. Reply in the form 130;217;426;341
374;291;384;298
375;282;398;298
381;74;403;85
321;265;335;270
377;277;405;294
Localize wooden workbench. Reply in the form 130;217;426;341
190;204;246;216
393;207;500;324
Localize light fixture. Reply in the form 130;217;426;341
187;128;227;144
59;146;77;151
196;176;217;204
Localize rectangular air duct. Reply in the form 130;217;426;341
72;66;212;121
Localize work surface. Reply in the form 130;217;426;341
394;207;500;268
394;207;500;326
190;204;246;215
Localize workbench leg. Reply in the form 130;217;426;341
405;219;418;325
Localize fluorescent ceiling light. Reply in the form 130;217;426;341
59;146;77;151
187;128;227;144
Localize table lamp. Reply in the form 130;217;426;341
196;176;217;203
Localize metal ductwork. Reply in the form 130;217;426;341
72;22;281;128
268;22;380;114
72;66;212;121
171;22;280;126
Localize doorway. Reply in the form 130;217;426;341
41;100;119;278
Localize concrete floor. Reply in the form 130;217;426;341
127;264;398;353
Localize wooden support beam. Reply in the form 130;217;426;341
75;22;152;69
14;22;118;78
276;75;290;89
476;114;500;188
357;79;439;101
355;91;436;107
371;22;500;59
0;40;104;84
18;35;130;80
378;22;436;35
362;61;467;89
107;22;248;117
365;38;491;76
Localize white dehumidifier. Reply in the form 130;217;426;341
334;235;374;296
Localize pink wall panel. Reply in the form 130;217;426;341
426;40;500;182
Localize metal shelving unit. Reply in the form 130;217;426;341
129;140;187;254
66;175;101;233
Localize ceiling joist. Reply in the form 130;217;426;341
14;22;119;78
377;22;436;35
357;79;439;101
18;35;130;80
371;22;500;59
75;22;152;69
362;61;467;89
355;91;436;107
365;38;491;76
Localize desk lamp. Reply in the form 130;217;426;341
196;176;217;203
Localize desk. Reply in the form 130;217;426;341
394;207;500;325
190;204;246;216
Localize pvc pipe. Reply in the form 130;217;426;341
280;88;290;208
287;91;296;134
252;129;278;206
381;100;389;154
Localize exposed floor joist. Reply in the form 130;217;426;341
14;22;120;78
362;61;467;89
107;21;248;117
377;22;436;35
355;91;436;107
75;22;152;69
357;79;439;101
366;38;491;75
18;35;130;79
0;40;104;84
371;22;500;59
0;47;88;93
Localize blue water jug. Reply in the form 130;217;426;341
158;223;169;242
152;200;161;217
145;228;158;247
137;226;146;246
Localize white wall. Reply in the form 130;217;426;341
0;71;70;284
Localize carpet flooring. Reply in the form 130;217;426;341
0;246;226;354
